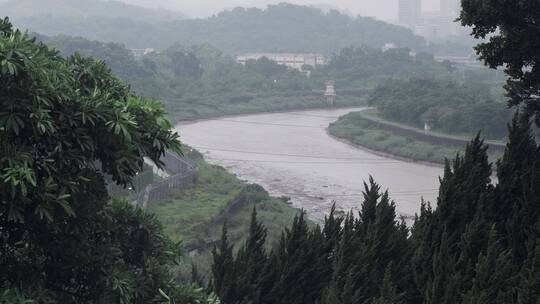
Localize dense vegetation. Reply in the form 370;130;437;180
325;48;510;163
200;2;540;302
37;33;511;168
368;78;511;139
38;36;350;121
39;34;505;125
0;17;218;303
157;4;428;54
3;0;540;301
210;123;540;303
325;47;457;85
460;0;540;127
3;1;429;52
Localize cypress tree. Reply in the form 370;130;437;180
452;212;491;301
211;221;236;303
358;176;381;232
410;201;436;300
324;179;412;304
426;231;458;304
322;203;343;275
495;113;540;261
419;135;494;303
462;228;518;304
517;240;540;304
270;212;327;304
436;134;493;247
321;212;355;304
235;207;268;304
258;252;280;304
371;265;405;304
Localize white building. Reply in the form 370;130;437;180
131;48;156;57
236;53;326;71
381;43;397;52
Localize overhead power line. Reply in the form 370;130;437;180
216;118;325;128
193;146;402;162
211;157;400;165
277;190;438;199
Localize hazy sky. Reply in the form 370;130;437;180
120;0;441;21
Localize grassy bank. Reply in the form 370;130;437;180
360;109;507;145
146;149;301;271
329;111;503;164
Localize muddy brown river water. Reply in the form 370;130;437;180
177;108;443;221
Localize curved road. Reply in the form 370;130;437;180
177;108;443;221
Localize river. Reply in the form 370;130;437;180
177;108;443;221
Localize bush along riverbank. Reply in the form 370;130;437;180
328;110;504;165
146;148;302;273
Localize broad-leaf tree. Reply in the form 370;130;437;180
0;17;205;303
460;0;540;124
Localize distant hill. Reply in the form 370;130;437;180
3;2;428;53
169;4;428;54
0;0;183;23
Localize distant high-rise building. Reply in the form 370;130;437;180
398;0;421;29
440;0;460;17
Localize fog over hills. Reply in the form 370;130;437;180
118;0;441;20
0;0;183;23
1;1;428;53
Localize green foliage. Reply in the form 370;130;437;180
41;35;149;79
212;222;236;303
234;208;268;303
2;1;540;302
158;285;220;304
372;267;405;304
326;46;453;84
146;150;301;286
209;178;413;304
36;33;507;126
39;37;361;121
0;17;180;226
206;117;540;304
462;229;517;304
0;289;37;304
0;17;199;303
460;0;540;125
369;78;510;138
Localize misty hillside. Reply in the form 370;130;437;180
0;0;183;24
2;1;427;53
168;4;428;53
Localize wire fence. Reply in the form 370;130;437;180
136;151;198;208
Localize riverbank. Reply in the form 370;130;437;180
328;110;504;165
146;148;302;271
178;108;442;221
359;109;506;149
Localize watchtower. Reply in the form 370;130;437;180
324;81;336;107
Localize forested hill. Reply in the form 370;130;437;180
165;4;428;53
3;1;427;53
